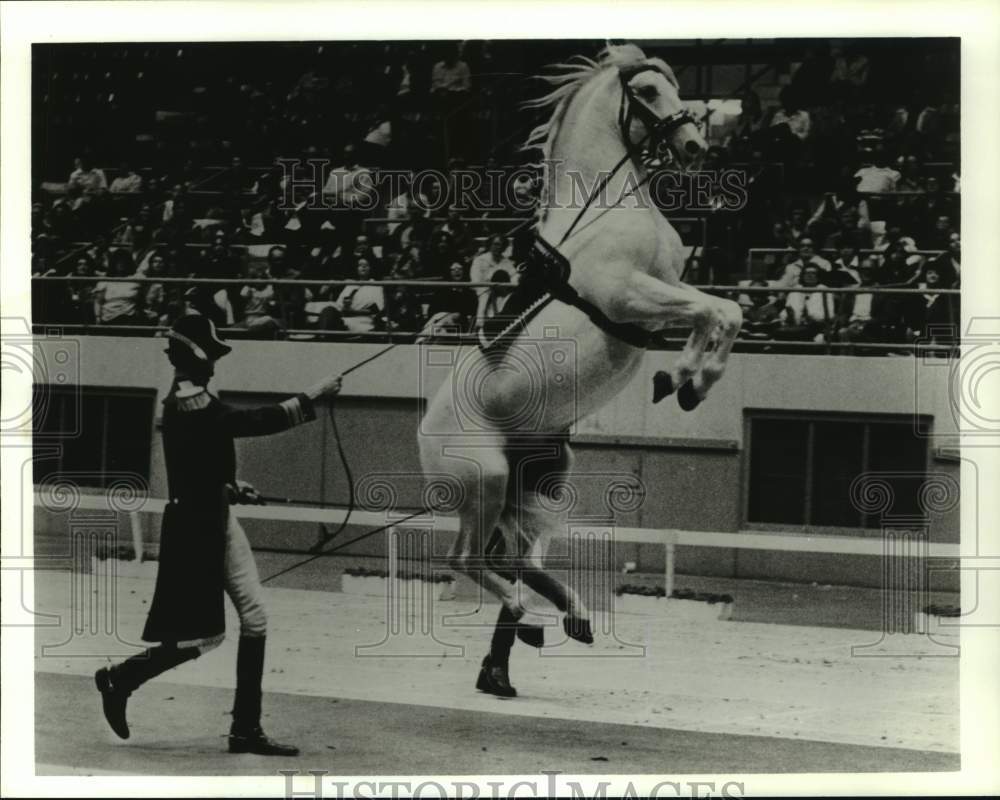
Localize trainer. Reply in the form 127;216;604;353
95;312;342;756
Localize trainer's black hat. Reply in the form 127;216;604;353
165;313;232;361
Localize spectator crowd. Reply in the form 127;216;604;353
31;38;960;350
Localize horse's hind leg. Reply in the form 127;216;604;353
481;494;593;688
441;442;525;617
505;494;594;645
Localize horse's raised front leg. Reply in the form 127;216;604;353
690;296;743;401
603;271;718;408
652;326;716;409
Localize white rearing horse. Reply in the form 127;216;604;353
419;44;742;695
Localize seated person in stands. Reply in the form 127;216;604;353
775;236;832;288
470;234;516;327
67;155;108;199
824;244;862;318
93;249;147;328
238;260;283;340
431;44;472;101
385;285;426;337
836;257;878;345
394;244;426;279
242;199;287;242
321;144;373;251
737;262;773;310
895;155;925;192
853;149;901;193
738;280;783;340
424;231;458;279
480;268;515;321
765;87;810;162
878;243;923;286
311;258;386;335
250;155;287;203
385;181;429;235
65;255;97;325
929;233;960;287
782;206;811;244
807;176;869;240
765;221;791;249
837;258;908;347
827;244;862;286
873;222;904;253
109;161;143;194
351;234;378;270
774;264;833;342
114;204;154;249
389;202;434;254
819;203;873;251
424;262;478;336
925;213;957;250
83;234;112;275
142;175;163;205
905;262;959;344
439;206;475;258
914;176;957;230
266;245;307;330
201;239;240;282
161;196;193;246
142;251;170;326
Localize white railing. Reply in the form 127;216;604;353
34;490;960;601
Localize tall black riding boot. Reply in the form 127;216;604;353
476;606;519;698
490;605;518;668
486;527;544;649
95;644;199;739
228;635;299;756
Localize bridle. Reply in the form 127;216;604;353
558;61;700;247
617;62;698;170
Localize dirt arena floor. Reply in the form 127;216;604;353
32;568;959;776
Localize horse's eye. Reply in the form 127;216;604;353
637;85;657;101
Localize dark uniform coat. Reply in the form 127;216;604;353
142;383;315;644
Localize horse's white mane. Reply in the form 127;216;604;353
521;44;662;230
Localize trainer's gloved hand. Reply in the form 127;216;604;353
227;480;264;505
304;374;342;401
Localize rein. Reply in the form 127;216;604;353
260;341;402;584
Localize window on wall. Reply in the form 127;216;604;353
32;386;155;488
746;413;930;529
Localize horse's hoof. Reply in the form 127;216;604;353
677;380;703;412
516;622;545;649
476;655;517;697
563;615;594;645
652;371;675;404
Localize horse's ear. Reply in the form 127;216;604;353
603;39;632;56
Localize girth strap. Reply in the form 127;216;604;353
530;236;653;349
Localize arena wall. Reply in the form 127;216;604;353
33;336;960;589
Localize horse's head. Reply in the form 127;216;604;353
524;45;710;228
617;59;707;171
